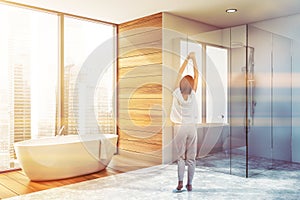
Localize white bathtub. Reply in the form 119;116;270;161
172;123;229;161
14;134;118;181
196;123;229;158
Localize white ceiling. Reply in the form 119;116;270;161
5;0;300;27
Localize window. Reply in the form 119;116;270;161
180;40;228;123
64;16;116;135
0;3;116;172
206;45;228;123
0;4;58;171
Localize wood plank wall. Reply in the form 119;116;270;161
118;13;162;161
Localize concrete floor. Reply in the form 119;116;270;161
5;159;300;200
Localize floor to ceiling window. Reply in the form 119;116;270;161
0;3;116;172
0;4;59;171
63;16;116;135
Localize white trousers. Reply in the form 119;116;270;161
174;124;197;185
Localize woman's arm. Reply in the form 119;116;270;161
190;53;199;92
175;54;190;88
175;52;199;91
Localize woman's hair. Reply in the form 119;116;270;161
180;75;194;95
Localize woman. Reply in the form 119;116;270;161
170;52;199;192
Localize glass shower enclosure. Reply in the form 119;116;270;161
188;13;300;178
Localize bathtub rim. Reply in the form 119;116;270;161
14;133;118;147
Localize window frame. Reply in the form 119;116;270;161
179;38;229;124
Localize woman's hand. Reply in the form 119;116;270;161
187;52;195;60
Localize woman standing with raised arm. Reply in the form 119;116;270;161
170;52;199;192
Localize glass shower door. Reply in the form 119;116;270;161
247;25;273;177
229;26;248;177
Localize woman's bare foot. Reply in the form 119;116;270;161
186;184;192;191
176;181;183;190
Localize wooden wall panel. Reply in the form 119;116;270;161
118;129;163;157
118;129;162;144
118;13;162;160
118;64;162;78
119;42;162;57
119;98;162;110
119;52;162;68
119;29;162;49
118;13;162;32
118;119;162;132
118;84;162;99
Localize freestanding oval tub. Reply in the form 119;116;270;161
14;134;118;181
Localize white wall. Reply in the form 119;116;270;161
250;14;300;43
